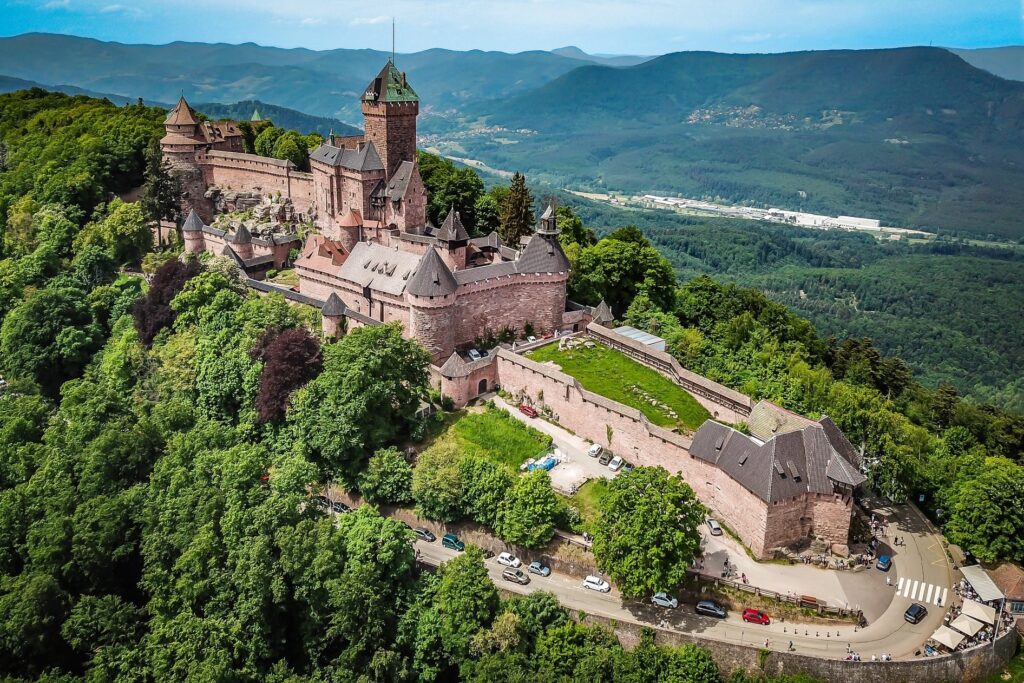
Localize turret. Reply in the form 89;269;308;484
361;61;419;179
321;293;346;339
514;204;572;336
405;247;457;360
228;223;254;260
181;209;206;255
435;206;469;271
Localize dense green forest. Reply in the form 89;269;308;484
1;88;1022;680
548;195;1024;414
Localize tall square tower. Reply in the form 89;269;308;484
361;61;420;179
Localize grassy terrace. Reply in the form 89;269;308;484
568;478;609;527
420;406;551;470
526;342;710;432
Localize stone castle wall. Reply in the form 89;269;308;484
199;151;315;215
490;346;851;558
452;274;568;348
493;348;790;558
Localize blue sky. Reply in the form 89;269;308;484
3;0;1022;54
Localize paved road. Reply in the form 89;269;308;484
416;535;945;660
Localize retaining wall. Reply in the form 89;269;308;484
577;611;1019;683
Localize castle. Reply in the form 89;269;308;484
164;61;577;361
162;61;863;557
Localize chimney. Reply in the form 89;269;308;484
402;71;407;88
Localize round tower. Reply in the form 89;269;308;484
337;209;363;252
405;247;457;360
180;209;207;255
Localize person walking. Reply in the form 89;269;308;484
886;576;891;587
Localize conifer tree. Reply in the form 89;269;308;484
498;172;534;247
139;140;181;237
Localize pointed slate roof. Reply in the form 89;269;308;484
516;232;571;274
166;96;198;126
406;247;457;297
250;108;263;122
321;292;346;317
182;209;204;232
438;351;469;377
436;207;469;242
592;300;614;323
227;224;252;244
362;61;419;104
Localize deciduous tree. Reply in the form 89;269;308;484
592;467;704;598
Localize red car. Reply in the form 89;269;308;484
742;608;770;625
518;404;538;418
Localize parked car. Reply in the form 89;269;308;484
706;518;723;536
528;561;551;576
497;552;522;568
468;349;482;361
608;455;624;471
876;555;892;571
742;608;770;625
621;460;634;473
652;592;678;609
588;443;603;457
329;500;351;514
695;600;727;619
598;452;613;466
904;603;928;624
582;575;611;593
441;533;465;551
502;568;530;585
518;404;538;418
413;527;436;542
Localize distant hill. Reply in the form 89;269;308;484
0;33;601;124
459;47;1024;238
194;100;359;136
550;46;652;67
950;46;1024;82
0;74;157;105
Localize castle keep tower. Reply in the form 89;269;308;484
361;62;419;179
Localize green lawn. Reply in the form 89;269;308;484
424;406;551;470
568;478;609;526
527;342;710;431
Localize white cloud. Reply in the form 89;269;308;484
100;3;142;16
42;0;70;9
349;15;390;26
300;17;322;26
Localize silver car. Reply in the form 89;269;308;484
582;575;611;592
652;592;678;609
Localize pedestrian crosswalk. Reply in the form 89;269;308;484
897;577;948;606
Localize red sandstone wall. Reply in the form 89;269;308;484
201;153;314;215
451;274;568;348
493;349;796;559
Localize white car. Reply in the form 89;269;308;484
582;575;611;593
467;349;482;361
496;552;521;568
587;444;603;458
527;336;537;343
607;455;623;471
652;592;678;609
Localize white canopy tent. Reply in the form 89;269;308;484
931;625;966;650
960;565;1005;603
961;598;997;625
950;614;984;637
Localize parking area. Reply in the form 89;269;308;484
493;395;621;494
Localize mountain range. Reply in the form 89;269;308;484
1;33;1022;237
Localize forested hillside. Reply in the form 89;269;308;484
457;48;1024;239
551;194;1024;413
0;88;807;682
